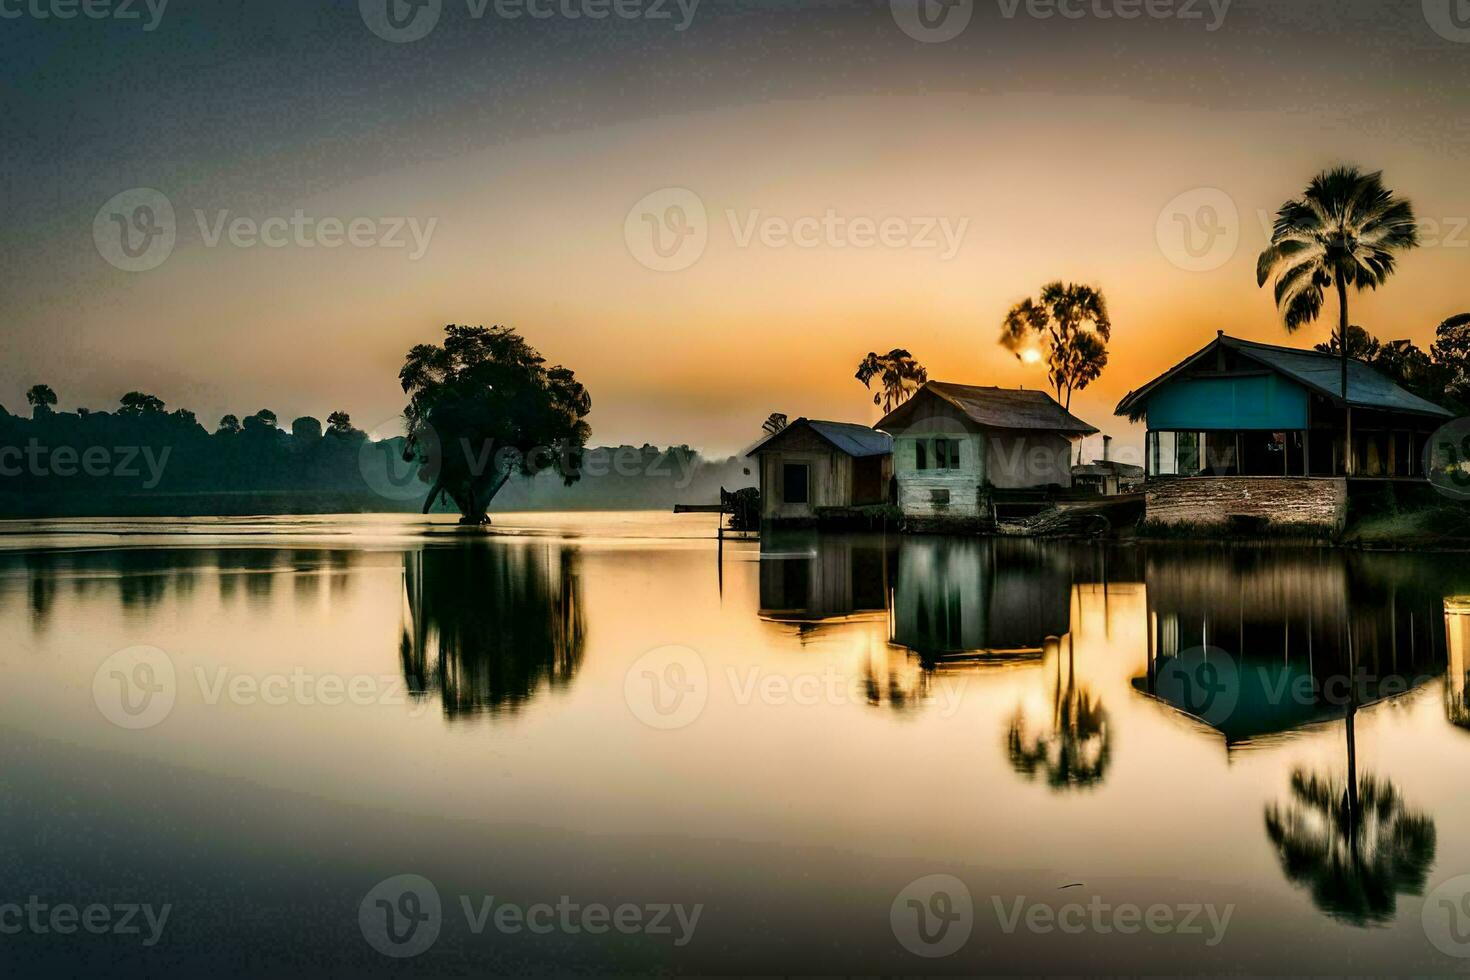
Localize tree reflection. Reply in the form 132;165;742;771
1006;637;1111;790
1263;645;1436;927
400;543;585;718
1263;768;1436;925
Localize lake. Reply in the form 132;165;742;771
3;513;1470;975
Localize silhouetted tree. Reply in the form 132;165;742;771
217;414;242;435
243;409;277;432
399;324;591;524
1432;313;1470;406
1257;167;1419;473
118;391;166;416
326;410;353;435
855;349;928;414
291;416;323;440
25;384;57;416
1000;282;1111;410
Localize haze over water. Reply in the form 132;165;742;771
3;513;1470;974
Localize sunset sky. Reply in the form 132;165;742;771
5;0;1470;458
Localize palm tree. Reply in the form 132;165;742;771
1256;167;1420;475
999;282;1111;410
855;349;928;415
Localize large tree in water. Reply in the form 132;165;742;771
399;324;591;524
1256;167;1419;474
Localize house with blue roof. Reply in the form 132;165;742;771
747;418;894;523
1115;331;1453;529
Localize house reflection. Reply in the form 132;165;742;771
400;542;585;718
1446;597;1470;731
890;537;1072;663
1134;549;1448;747
757;528;891;631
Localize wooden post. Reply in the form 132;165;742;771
1346;406;1354;477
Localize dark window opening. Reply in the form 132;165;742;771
782;462;809;504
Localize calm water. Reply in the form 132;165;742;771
3;513;1470;975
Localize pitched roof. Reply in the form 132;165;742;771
880;382;1098;435
746;418;892;458
1114;333;1452;420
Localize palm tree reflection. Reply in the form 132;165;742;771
400;543;585;718
1006;636;1111;790
1264;767;1435;925
1263;634;1436;927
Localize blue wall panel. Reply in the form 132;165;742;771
1147;375;1307;431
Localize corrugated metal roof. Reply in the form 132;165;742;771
1224;337;1453;417
746;419;892;458
805;420;893;457
921;382;1099;434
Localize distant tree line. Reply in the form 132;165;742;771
0;385;753;517
1312;315;1470;413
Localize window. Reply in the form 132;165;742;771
934;439;961;470
915;440;928;470
782;463;809;504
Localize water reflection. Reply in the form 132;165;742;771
1006;635;1111;790
890;538;1071;662
757;528;891;631
0;547;359;630
1135;549;1447;746
1264;721;1437;926
400;543;585;718
1446;598;1470;732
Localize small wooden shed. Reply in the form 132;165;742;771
748;419;893;523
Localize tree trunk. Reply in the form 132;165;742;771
1336;273;1353;476
461;466;513;525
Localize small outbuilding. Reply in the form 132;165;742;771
748;418;893;524
876;381;1098;524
